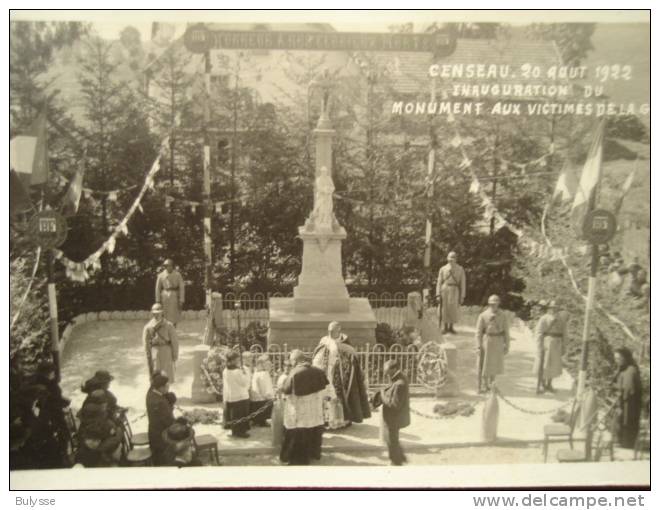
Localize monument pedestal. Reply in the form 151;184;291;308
293;227;349;313
268;297;376;349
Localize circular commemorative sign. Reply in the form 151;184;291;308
27;210;68;249
582;208;617;244
184;24;213;54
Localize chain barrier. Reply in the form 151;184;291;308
408;406;473;421
494;387;573;415
128;411;146;424
184;367;276;427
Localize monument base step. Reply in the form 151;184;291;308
268;297;376;349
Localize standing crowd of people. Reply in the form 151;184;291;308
10;253;648;471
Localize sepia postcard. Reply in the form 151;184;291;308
8;8;650;490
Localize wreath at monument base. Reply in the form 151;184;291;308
416;341;449;391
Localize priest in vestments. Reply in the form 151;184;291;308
280;350;328;465
312;321;371;429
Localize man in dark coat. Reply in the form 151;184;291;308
373;359;410;466
146;373;175;465
280;350;329;465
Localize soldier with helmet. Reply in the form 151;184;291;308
435;251;467;334
143;303;179;382
533;300;567;394
155;258;185;326
475;295;511;393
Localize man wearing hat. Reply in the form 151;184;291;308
475;295;511;393
533;300;567;394
146;373;175;465
435;251;467;334
161;419;201;467
143;303;179;381
155;258;185;326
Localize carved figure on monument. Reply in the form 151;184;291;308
304;166;340;233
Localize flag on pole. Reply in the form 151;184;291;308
552;165;579;202
61;167;86;216
571;119;606;226
613;161;638;216
10;169;34;216
9;111;50;186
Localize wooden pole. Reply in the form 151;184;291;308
577;242;599;397
577;120;605;398
47;250;61;381
202;50;213;310
423;76;437;301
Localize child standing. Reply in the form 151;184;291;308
222;351;251;438
250;355;275;427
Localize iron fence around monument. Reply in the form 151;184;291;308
241;341;423;390
217;291;411;331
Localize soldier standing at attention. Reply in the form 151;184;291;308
475;295;510;393
155;259;185;326
143;304;179;382
436;251;466;334
533;300;567;394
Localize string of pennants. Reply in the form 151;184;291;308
450;113;638;343
54;172;138;204
53;138;170;282
446;113;586;261
54;171;243;215
52;137;249;282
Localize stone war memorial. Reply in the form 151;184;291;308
9;12;650;491
269;71;377;348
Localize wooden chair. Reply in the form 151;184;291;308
118;412;150;447
634;418;650;460
62;408;80;466
118;415;153;467
193;432;220;466
543;399;580;463
557;427;612;463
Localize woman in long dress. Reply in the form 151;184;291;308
612;347;643;449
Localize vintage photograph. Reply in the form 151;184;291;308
8;9;650;489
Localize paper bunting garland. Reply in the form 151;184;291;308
54;137;170;281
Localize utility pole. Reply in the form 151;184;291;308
576;119;609;398
202;50;213;309
423;75;437;301
489;133;500;236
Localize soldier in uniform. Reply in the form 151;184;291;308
533;300;567;394
143;303;179;382
435;251;466;334
155;259;185;326
475;295;510;393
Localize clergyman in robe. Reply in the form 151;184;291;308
280;350;329;465
312;321;371;429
